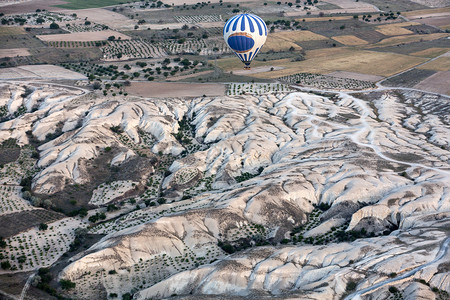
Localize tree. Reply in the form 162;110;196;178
108;35;115;41
49;22;59;29
93;82;101;90
43;199;52;209
39;223;48;231
1;260;11;270
60;279;76;290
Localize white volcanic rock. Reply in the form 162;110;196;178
111;149;136;166
404;282;436;300
135;231;444;300
347;205;392;231
2;82;449;300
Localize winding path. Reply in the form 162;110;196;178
19;273;34;300
345;236;450;300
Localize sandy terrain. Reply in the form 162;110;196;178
327;71;384;82
36;30;130;42
57;8;137;30
126;82;225;98
0;64;86;80
414;70;450;95
0;48;30;58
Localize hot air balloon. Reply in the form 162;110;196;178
223;13;268;70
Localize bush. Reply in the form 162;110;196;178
388;286;399;293
346;280;357;291
39;223;48;231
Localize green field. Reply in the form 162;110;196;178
54;0;127;9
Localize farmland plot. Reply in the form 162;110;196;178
279;72;376;90
174;15;223;23
160;38;231;56
102;38;231;60
0;185;34;216
102;39;167;60
0;48;30;58
0;217;86;272
47;40;105;48
227;83;293;96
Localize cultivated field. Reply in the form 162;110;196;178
263;30;328;52
297;16;353;22
102;39;166;60
59;8;137;30
279;72;376;90
375;23;417;36
0;48;30;58
36;30;130;42
331;35;368;46
417;56;450;71
125;82;225;97
227;83;292;96
235;48;429;78
0;26;25;36
174;15;223;24
410;48;449;57
326;71;384;82
413;70;450;95
160;0;251;4
0;64;86;80
54;0;127;9
322;0;377;9
402;7;450;18
371;33;449;47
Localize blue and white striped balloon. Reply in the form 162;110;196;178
223;13;268;69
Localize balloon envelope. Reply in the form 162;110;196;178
223;13;268;68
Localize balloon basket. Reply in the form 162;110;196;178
244;66;251;70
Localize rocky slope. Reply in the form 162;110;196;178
0;81;449;299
